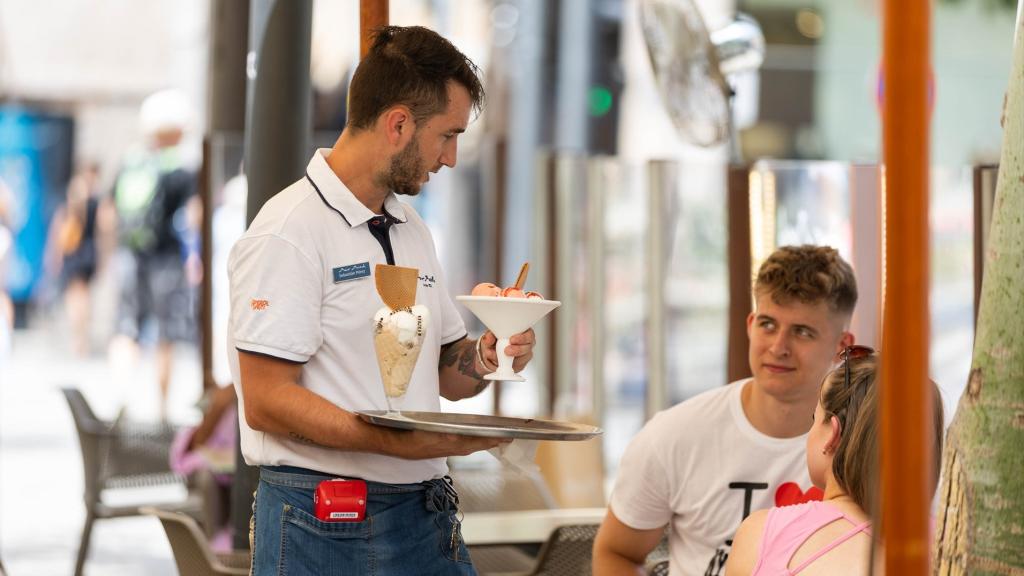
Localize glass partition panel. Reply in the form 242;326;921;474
663;161;730;405
930;166;973;424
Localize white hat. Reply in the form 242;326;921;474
139;89;191;135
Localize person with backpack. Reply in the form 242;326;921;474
110;89;198;420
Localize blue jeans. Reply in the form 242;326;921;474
251;466;477;576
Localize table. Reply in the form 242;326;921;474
461;507;608;546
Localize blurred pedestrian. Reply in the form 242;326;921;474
46;163;103;356
109;89;198;419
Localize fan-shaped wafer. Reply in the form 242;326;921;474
375;264;418;310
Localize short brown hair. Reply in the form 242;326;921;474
346;26;484;131
754;245;857;317
822;354;944;515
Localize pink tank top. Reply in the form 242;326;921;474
751;501;871;576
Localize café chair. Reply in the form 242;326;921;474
61;387;199;576
143;507;250;576
527;523;600;575
525;524;668;576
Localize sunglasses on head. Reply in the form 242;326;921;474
842;345;876;390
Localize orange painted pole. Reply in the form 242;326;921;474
881;0;932;573
360;0;388;59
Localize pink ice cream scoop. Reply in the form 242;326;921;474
525;291;544;300
471;282;501;297
501;287;526;298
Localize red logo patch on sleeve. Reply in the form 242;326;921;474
250;299;270;311
774;482;824;506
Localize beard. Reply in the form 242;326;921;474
381;137;427;197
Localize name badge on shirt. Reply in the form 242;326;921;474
333;262;371;283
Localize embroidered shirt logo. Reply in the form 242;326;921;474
251;299;270;311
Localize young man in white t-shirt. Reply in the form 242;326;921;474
594;245;858;576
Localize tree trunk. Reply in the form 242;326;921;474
933;13;1024;576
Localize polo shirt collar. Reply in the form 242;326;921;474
306;149;408;227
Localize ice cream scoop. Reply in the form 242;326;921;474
501;287;526;298
471;282;501;297
525;291;544;300
373;305;429;399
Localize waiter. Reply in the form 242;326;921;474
228;26;535;575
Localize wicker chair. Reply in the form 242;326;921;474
143;507;249;576
525;523;669;576
528;523;600;576
61;387;199;576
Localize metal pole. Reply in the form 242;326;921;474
645;161;672;419
233;0;312;550
503;0;544;287
532;152;554;415
553;154;582;416
586;157;607;424
881;0;931;572
205;0;250;394
554;0;591;152
243;0;313;226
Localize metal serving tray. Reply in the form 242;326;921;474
356;411;602;441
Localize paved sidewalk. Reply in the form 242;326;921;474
1;314;205;576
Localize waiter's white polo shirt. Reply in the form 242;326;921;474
227;149;467;484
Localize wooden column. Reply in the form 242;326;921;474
360;0;388;59
726;164;753;383
881;0;932;573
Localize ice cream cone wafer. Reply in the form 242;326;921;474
375;264;419;310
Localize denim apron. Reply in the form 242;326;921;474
251;465;476;576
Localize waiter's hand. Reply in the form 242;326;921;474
478;328;536;373
387;430;511;460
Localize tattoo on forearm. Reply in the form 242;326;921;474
440;337;489;395
439;338;464;368
289;432;315;445
457;341;481;377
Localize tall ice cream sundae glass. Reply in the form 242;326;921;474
372;264;428;415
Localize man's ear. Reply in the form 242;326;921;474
834;330;855;363
381;106;415;146
826;414;843;454
746;311;756;339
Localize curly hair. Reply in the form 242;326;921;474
754;245;857;316
346;26;484;131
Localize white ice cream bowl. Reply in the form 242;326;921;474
456;295;561;382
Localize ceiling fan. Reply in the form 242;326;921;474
639;0;765;159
